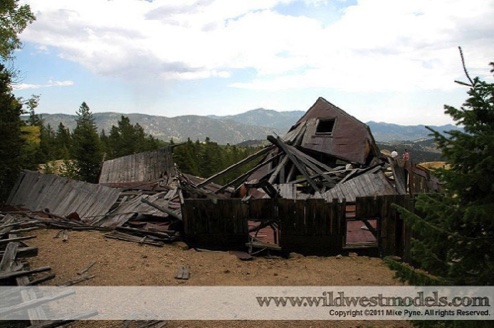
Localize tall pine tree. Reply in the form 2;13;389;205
389;52;494;287
0;64;24;201
71;102;103;183
0;0;35;201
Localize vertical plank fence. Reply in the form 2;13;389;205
182;195;414;259
279;198;346;256
182;198;248;249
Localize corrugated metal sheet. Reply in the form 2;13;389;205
6;170;121;220
99;148;176;185
322;170;397;202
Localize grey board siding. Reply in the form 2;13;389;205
91;190;178;227
322;170;396;202
99;148;176;184
7;170;121;220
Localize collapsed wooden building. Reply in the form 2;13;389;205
3;97;441;259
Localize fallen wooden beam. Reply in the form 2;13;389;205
0;246;38;258
0;266;51;282
214;152;282;194
77;260;96;275
116;226;174;240
26;273;56;286
267;135;321;194
141;198;182;221
0;242;18;273
58;274;95;287
0;235;36;245
245;180;280;199
197;145;275;187
104;231;165;247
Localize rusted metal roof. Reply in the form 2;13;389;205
6;170;121;221
285;97;380;165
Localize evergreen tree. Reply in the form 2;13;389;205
197;137;223;178
0;64;23;201
173;138;199;176
71;102;103;183
105;115;164;159
55;122;72;159
0;0;35;201
39;124;57;161
389;56;494;289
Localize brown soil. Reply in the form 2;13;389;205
24;229;411;328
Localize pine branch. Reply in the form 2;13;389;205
458;46;474;86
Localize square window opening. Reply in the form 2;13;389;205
316;119;336;134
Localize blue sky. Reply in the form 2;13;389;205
12;0;494;125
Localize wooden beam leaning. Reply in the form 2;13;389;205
268;154;289;184
267;135;322;194
285;144;338;188
141;198;182;220
197;145;275;188
214;152;282;194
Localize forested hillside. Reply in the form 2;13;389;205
31;109;261;185
35;110;461;144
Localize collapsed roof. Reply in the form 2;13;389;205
198;97;394;201
5;97;425;227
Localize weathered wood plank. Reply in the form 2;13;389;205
267;135;321;194
0;242;18;272
198;146;275;187
0;235;36;245
0;246;38;258
0;266;51;281
141;197;182;220
77;260;96;275
175;265;190;280
58;274;95;286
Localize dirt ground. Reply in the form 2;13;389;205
23;228;411;328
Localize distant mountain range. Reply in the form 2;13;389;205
36;109;461;144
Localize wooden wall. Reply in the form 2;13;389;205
99;148;175;184
278;198;346;256
355;195;414;260
182;195;414;259
182;198;249;249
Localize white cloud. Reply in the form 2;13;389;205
20;0;494;94
13;80;74;90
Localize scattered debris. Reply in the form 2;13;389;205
77;260;96;275
57;274;95;287
175;265;190;280
2;97;438;263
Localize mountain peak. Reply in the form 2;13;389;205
35;109;459;144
